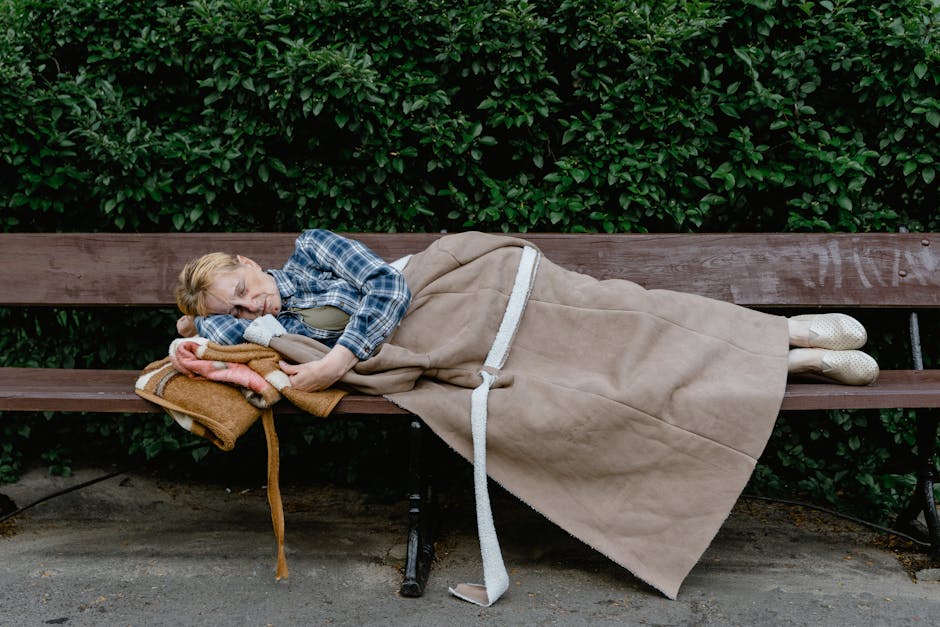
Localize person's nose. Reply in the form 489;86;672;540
233;296;262;316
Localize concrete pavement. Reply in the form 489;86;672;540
1;465;939;626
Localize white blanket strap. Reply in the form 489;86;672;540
449;245;540;607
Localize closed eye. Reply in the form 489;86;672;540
231;281;247;317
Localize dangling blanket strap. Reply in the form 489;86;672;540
449;245;540;607
261;408;289;580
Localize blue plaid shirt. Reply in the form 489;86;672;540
194;229;412;360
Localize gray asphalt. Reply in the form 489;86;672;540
1;466;939;626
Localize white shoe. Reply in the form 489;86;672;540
790;313;868;350
818;350;880;386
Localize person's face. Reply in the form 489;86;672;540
204;255;282;320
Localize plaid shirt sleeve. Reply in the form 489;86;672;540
193;313;311;345
288;230;411;359
193;315;248;345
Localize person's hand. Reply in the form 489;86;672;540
176;315;197;337
169;338;196;377
279;344;358;392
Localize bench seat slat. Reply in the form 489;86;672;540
1;367;937;413
780;370;940;410
0;368;409;414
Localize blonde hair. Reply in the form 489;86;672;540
175;252;241;316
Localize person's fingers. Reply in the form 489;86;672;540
169;348;194;377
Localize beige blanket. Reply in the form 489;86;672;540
268;232;789;599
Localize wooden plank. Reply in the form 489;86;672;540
0;368;409;415
2;232;939;307
0;232;299;308
530;232;940;307
780;370;940;410
2;368;939;414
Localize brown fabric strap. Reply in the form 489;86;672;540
261;408;289;580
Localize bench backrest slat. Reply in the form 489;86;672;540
2;232;938;308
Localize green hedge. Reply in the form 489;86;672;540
2;0;937;233
1;0;939;522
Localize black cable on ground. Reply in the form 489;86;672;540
0;442;208;525
0;468;128;524
1;462;934;550
741;493;931;548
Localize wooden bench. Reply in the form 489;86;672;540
2;232;940;595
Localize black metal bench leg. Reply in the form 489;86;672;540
400;417;435;597
894;305;940;556
895;412;940;556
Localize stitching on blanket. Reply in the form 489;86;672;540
490;363;773;463
522;296;788;359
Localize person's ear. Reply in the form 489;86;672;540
236;255;261;270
